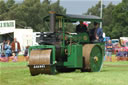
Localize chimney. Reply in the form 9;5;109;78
49;11;56;33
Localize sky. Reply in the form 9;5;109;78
60;0;122;14
11;0;122;14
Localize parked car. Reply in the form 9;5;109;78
111;39;119;45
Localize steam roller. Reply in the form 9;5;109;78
28;11;105;76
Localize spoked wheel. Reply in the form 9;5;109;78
28;49;54;76
82;44;103;72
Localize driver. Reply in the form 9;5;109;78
76;21;88;33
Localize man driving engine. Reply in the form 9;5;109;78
76;21;88;33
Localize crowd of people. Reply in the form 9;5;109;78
0;38;28;62
105;40;128;61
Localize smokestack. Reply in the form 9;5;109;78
49;11;56;33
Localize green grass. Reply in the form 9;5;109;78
104;61;128;65
0;61;128;85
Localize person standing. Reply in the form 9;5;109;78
0;43;2;54
11;38;21;62
106;40;113;61
4;40;12;62
90;22;103;42
1;40;6;54
24;46;30;61
0;53;6;62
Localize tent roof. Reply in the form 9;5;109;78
0;29;14;35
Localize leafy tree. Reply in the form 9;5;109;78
111;1;128;38
0;0;66;32
84;1;105;30
103;2;115;27
43;0;50;5
85;1;105;16
0;0;7;20
122;0;128;3
6;0;15;9
50;0;66;14
85;1;128;38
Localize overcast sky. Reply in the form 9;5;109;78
13;0;122;14
60;0;122;14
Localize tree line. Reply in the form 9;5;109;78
0;0;128;38
85;0;128;39
0;0;66;32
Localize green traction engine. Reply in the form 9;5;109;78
28;11;105;76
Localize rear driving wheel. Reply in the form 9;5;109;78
82;44;103;72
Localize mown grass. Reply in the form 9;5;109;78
104;61;128;65
0;61;128;85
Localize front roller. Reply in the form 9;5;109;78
82;44;103;72
28;49;55;76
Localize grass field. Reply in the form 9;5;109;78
0;61;128;85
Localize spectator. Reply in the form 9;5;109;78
0;43;2;53
2;40;6;54
0;53;2;61
116;48;127;61
11;38;21;62
0;52;6;62
24;46;30;61
106;40;113;61
4;40;12;62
